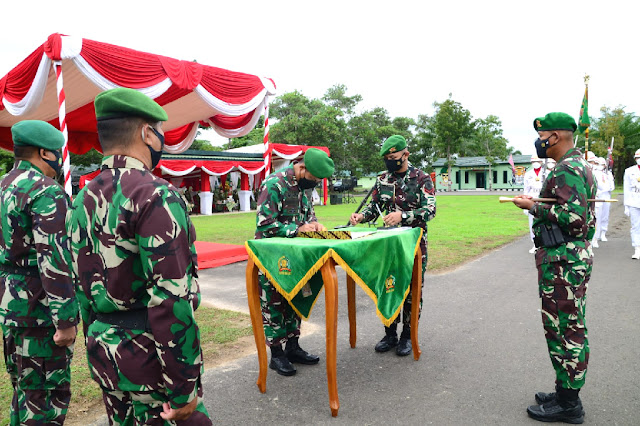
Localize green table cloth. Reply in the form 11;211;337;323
245;227;423;326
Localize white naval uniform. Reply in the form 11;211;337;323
523;167;544;241
594;168;615;239
623;164;640;247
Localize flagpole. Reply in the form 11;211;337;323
582;74;590;159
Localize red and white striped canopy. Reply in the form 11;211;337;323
0;33;276;154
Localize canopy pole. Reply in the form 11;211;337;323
263;103;271;179
53;60;72;195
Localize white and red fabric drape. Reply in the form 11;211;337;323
0;33;276;166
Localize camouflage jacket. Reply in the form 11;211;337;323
255;164;317;239
69;155;202;406
360;163;437;249
531;148;596;265
0;160;78;329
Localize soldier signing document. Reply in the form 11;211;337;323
254;148;334;377
512;112;596;424
350;135;436;357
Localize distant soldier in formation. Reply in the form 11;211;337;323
592;157;614;248
623;148;640;259
513;112;595;424
69;88;211;424
523;155;545;253
254;148;334;376
350;135;436;357
0;121;78;424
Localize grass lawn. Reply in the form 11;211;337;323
0;306;251;425
192;194;530;271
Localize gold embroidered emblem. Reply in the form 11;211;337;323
389;147;396;153
536;120;542;128
385;275;396;293
278;256;292;275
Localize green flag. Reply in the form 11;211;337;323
578;86;590;134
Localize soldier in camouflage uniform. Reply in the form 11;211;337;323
68;88;211;425
0;120;79;425
255;148;334;376
513;112;596;424
350;135;436;357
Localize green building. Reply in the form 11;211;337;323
432;155;532;191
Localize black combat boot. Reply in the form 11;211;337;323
374;324;398;352
269;344;296;376
285;337;320;365
527;387;584;424
395;326;412;356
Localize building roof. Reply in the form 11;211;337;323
432;155;531;167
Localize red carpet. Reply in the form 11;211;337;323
195;241;248;269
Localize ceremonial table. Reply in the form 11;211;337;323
244;227;423;417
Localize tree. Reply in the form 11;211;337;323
229;116;265;149
471;115;510;190
70;149;103;168
190;139;224;151
417;95;475;190
270;89;348;175
590;106;640;182
0;149;13;175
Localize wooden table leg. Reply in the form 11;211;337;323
321;259;340;417
245;258;267;393
410;252;422;361
346;274;356;348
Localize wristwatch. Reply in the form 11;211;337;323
401;211;408;220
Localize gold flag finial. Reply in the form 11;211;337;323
584;74;590;86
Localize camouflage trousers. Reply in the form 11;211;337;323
2;325;73;425
258;273;300;347
101;389;211;426
538;260;591;390
392;249;427;328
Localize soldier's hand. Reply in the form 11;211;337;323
512;195;534;210
298;223;318;233
54;326;77;347
160;398;198;421
383;211;402;226
350;213;364;225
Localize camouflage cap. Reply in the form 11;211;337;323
11;120;65;150
533;112;577;132
95;87;168;122
379;135;407;157
304;148;334;179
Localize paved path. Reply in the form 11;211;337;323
94;193;640;425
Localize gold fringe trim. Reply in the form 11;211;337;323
245;242;331;320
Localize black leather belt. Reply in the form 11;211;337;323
0;264;39;277
533;234;584;249
95;310;151;332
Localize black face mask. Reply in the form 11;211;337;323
147;126;165;170
43;150;63;178
385;155;405;173
534;137;552;159
299;177;318;190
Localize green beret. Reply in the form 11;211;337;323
11;120;64;150
95;87;168;122
379;135;407;156
533;112;577;132
304;148;334;179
